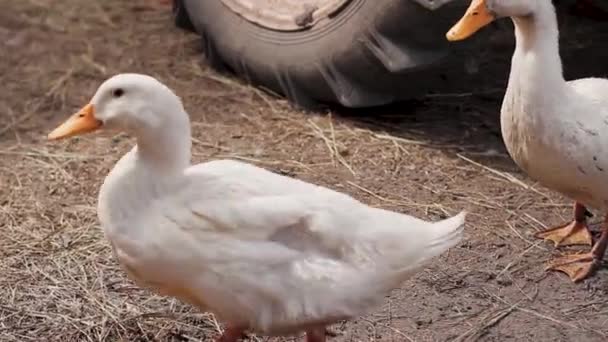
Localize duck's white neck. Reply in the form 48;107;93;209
98;111;192;228
134;118;192;174
504;3;566;113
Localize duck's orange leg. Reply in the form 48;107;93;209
534;202;593;247
546;214;608;282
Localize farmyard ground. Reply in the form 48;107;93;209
2;1;608;341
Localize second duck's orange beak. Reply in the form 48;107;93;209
48;103;102;140
446;0;496;41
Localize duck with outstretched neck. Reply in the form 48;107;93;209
447;0;608;282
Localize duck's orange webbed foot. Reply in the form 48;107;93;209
545;252;598;282
534;203;592;247
545;213;608;282
534;220;592;247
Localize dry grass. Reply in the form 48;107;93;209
2;0;608;341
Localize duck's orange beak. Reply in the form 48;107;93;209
446;0;495;41
48;103;102;140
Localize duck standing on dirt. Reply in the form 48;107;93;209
47;73;466;341
446;0;608;282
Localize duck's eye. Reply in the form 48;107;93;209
112;88;124;98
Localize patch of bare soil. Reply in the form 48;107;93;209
1;1;608;341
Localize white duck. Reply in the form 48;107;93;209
446;0;608;282
47;73;466;341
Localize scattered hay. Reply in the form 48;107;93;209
2;0;608;341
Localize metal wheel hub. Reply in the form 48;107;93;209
220;0;353;31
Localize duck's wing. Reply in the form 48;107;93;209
184;159;325;197
568;77;608;103
178;159;371;255
173;189;365;259
177;158;465;266
171;179;465;274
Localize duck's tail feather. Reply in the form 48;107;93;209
425;210;467;258
396;210;467;273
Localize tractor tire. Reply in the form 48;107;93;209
173;0;472;109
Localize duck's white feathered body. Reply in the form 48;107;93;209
444;0;608;282
499;9;608;211
48;73;465;339
98;145;465;334
445;0;608;283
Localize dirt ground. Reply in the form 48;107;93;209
2;1;608;341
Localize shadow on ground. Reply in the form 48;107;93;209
333;9;608;175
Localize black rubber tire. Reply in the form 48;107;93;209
172;0;196;33
174;0;471;109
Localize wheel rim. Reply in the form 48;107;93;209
219;0;353;31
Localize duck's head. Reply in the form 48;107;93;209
446;0;540;41
48;73;187;140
